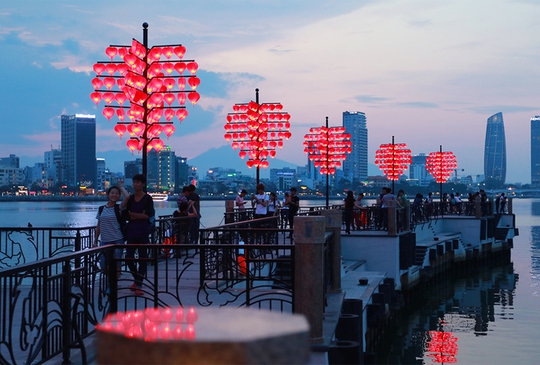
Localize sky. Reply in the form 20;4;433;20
0;0;538;183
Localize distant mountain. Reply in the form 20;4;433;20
189;145;299;179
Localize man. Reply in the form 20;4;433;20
236;189;248;221
251;183;269;219
381;187;396;230
187;184;201;244
285;187;300;236
121;174;154;296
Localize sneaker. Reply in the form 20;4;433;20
129;283;137;292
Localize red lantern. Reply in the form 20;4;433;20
188;77;200;90
174;46;186;59
90;92;102;105
126;138;139;152
176;109;188;121
186;62;198;74
187;92;200;105
114;124;127;138
105;46;118;60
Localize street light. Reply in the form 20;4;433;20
426;145;458;212
90;22;201;178
374;136;412;193
303;116;352;208
224;89;291;184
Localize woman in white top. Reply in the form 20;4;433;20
94;182;129;287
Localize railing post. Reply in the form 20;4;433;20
293;215;325;343
322;209;341;292
62;262;72;365
508;198;513;214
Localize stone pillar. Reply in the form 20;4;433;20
508;198;513;214
322;209;342;292
225;200;234;224
403;204;410;231
293;215;325;343
387;201;397;236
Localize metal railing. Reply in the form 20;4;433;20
1;215;342;365
0;226;95;269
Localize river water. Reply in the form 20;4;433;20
1;198;538;364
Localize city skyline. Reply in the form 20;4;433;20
0;1;538;183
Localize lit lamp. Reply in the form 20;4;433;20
374;136;412;193
425;145;457;215
224;88;291;184
90;22;201;177
303;116;352;208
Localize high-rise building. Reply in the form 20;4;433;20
531;116;540;186
408;154;433;186
343;111;368;183
484;112;506;187
124;159;142;180
0;154;19;168
147;146;176;191
61;114;96;189
44;149;62;186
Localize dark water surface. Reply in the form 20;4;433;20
379;199;540;364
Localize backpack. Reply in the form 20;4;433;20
98;204;127;240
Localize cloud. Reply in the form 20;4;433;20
397;102;438;109
353;95;389;104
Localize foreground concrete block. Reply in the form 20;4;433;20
97;307;310;365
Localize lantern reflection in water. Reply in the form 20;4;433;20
426;329;458;363
97;306;198;342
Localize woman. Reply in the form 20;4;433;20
343;191;355;234
94;183;129;290
353;193;366;230
267;192;281;217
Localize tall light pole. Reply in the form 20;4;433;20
224;89;291;185
375;136;412;193
91;23;201;178
303;116;352;208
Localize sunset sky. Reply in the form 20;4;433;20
1;0;538;183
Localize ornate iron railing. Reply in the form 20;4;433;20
0;219;299;365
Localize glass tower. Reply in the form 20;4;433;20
484;112;506;187
531;116;540;186
61;114;96;189
343;111;368;183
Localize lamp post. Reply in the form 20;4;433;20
303;116;352;208
374;136;412;193
224;88;291;185
90;22;201;178
425;145;458;215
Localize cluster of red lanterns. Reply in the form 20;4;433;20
98;306;198;341
426;151;458;183
375;141;412;180
303;126;352;175
90;38;200;153
426;330;458;363
224;100;291;169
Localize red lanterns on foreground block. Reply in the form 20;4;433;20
91;36;200;155
224;97;291;170
97;306;198;342
375;138;412;181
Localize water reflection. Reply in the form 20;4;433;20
386;264;517;364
